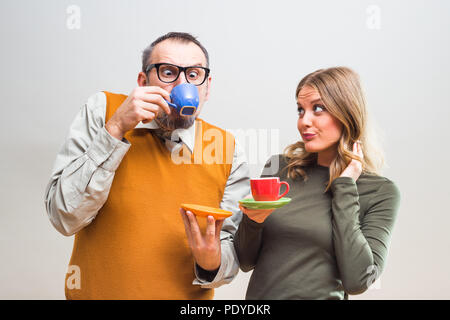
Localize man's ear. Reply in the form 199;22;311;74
137;72;147;87
204;75;212;101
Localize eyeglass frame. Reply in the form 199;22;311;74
145;62;210;86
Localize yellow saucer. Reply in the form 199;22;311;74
181;204;233;220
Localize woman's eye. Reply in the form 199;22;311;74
314;104;326;112
297;108;304;116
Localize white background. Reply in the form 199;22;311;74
1;0;449;299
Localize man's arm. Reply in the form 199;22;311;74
44;92;130;236
192;139;250;288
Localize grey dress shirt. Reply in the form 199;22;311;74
44;91;250;288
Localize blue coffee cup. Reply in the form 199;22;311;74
165;83;199;116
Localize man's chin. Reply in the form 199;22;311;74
153;114;195;138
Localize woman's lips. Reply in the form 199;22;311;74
303;134;316;141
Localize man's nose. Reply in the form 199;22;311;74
167;72;187;94
174;71;188;85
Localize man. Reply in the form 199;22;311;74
44;32;250;299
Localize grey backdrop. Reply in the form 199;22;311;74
1;0;449;299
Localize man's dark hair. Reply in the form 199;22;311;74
142;32;210;73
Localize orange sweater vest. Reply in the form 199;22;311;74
65;91;235;299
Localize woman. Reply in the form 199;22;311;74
234;67;400;300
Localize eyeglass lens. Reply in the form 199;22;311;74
158;64;207;85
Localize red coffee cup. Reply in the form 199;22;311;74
250;177;290;201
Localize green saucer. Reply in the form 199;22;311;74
239;197;292;210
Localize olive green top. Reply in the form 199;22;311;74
234;154;400;300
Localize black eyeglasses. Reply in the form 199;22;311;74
145;63;210;86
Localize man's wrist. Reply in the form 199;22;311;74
105;120;124;141
197;259;221;272
196;263;220;282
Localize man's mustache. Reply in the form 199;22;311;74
153;111;195;138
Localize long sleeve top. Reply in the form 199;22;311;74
44;91;250;288
234;154;400;299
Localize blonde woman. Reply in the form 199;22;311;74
234;67;400;300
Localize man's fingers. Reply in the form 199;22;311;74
186;210;202;245
215;218;225;242
133;86;171;115
136;100;160;113
179;208;193;245
138;94;171;115
135;102;159;122
139;86;171;101
205;216;216;243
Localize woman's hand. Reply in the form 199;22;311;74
239;195;274;223
340;141;364;181
239;205;274;224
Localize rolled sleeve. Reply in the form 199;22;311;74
44;92;130;236
87;126;130;172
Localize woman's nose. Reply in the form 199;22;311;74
302;111;313;126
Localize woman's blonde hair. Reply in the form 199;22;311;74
284;66;385;191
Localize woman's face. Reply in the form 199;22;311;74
297;86;343;160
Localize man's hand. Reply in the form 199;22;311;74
105;86;172;140
180;208;224;271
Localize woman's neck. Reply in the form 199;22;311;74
317;147;337;167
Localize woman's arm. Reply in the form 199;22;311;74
233;155;281;271
234;213;265;272
331;177;400;295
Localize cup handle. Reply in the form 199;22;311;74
278;181;290;200
165;99;178;109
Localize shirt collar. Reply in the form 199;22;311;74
135;119;196;154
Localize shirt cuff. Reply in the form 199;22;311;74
193;257;226;286
192;240;239;288
86;127;131;172
330;176;357;193
194;263;220;283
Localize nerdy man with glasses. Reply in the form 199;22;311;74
44;32;250;299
